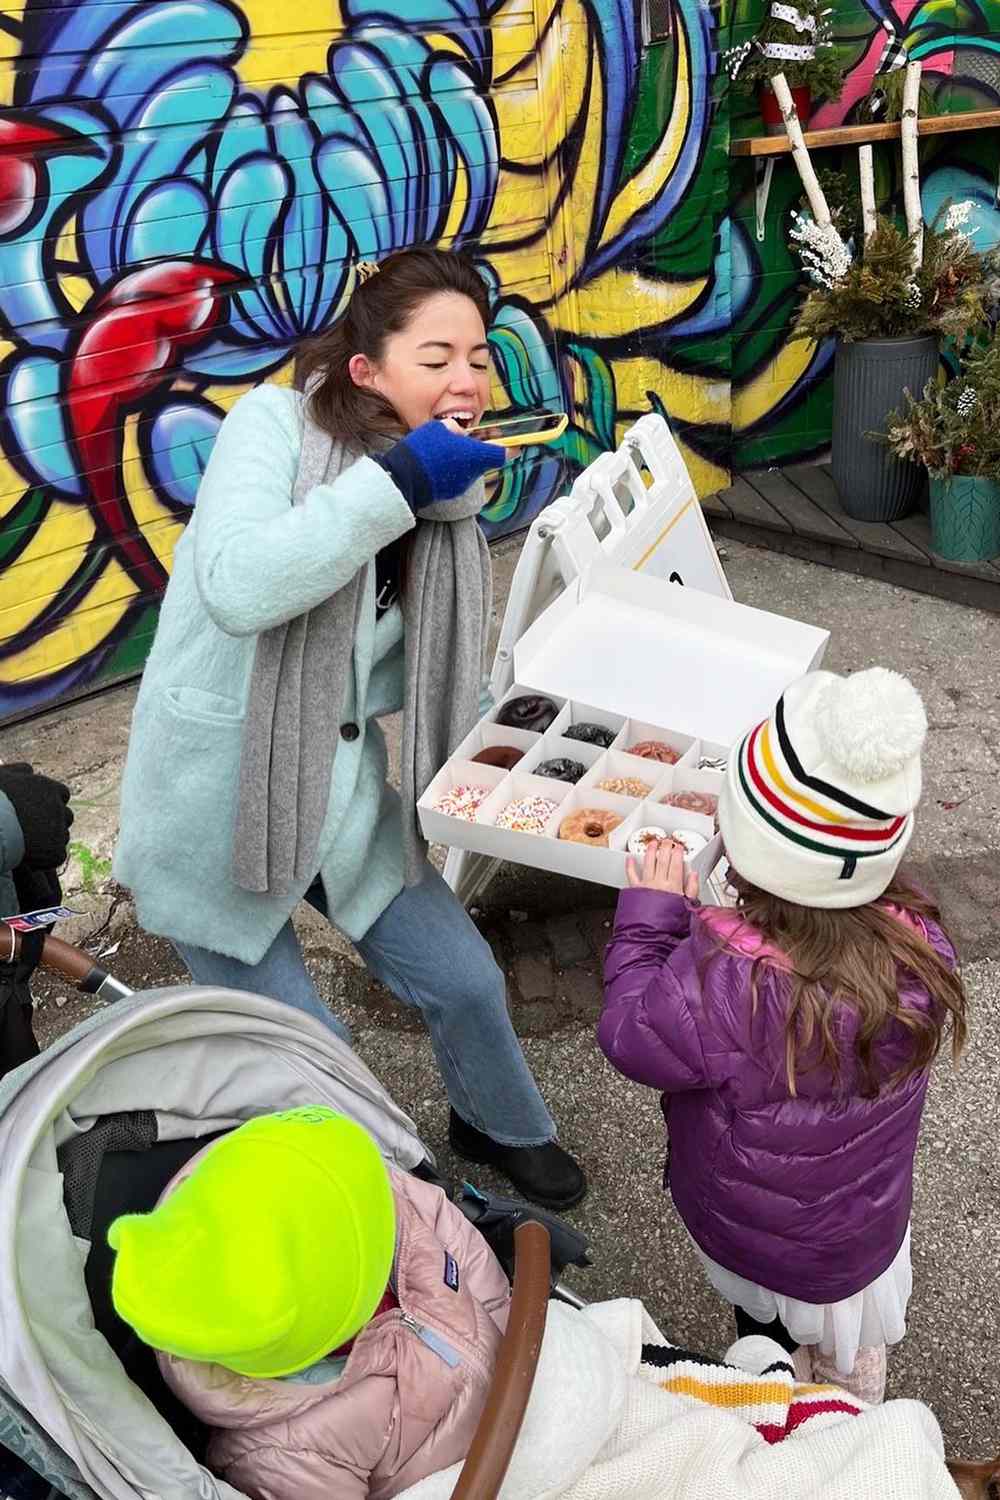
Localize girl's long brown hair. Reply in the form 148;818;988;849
296;246;492;450
724;873;967;1097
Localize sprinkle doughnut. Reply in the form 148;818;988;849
472;745;524;770
558;808;622;846
662;790;718;817
597;776;652;798
629;740;681;764
564;722;616;749
433;784;491;822
535;757;586;783
495;694;558;733
496;794;558;834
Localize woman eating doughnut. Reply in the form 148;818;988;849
114;248;585;1210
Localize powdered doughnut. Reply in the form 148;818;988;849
627;826;673;857
597;776;652;798
535;757;586;783
433;784;491;822
698;753;728;772
472;745;524;770
558;808;622;846
629;739;681;764
564;722;616;749
668;828;709;859
495;694;558;733
662;790;718;817
496;794;558;835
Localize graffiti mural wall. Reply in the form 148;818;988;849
0;0;997;714
0;0;730;714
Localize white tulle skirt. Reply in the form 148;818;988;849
693;1226;912;1374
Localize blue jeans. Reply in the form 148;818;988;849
175;865;555;1146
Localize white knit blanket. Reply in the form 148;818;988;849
400;1299;958;1500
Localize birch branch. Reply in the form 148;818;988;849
771;71;832;228
858;144;877;241
901;59;923;268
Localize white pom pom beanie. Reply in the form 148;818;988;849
719;667;927;909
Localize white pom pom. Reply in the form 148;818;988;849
813;669;926;783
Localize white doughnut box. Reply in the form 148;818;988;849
418;560;829;891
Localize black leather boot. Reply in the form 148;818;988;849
448;1109;587;1209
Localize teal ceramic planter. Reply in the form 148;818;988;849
928;474;1000;563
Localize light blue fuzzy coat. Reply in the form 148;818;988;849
113;384;419;963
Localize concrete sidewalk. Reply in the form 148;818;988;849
4;534;999;1459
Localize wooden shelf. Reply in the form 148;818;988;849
731;108;1000;157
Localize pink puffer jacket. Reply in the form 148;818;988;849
157;1168;511;1500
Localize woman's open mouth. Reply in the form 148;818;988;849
435;410;476;429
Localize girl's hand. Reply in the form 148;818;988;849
626;837;699;899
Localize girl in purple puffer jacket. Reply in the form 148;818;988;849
599;668;966;1404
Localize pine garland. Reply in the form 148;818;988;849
724;0;842;97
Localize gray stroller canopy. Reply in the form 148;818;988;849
0;986;428;1500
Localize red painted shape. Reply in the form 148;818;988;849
68;260;239;593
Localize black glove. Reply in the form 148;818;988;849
0;763;73;870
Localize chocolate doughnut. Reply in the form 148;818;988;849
472;745;524;771
564;722;616;749
629;739;681;764
535;757;586;783
495;694;558;733
558;808;622;846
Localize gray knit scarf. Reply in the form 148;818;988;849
232;402;491;896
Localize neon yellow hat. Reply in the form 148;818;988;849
107;1107;396;1378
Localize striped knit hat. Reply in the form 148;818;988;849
719;667;926;909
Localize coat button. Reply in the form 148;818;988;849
340;722;361;742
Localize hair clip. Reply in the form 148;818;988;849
356;260;380;283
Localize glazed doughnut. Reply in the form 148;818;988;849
597;776;652;798
535;757;586;783
472;745;524;770
495;694;559;733
668;828;710;858
433;784;491;822
496;794;558;834
629;740;681;764
662;790;718;816
558;808;622;846
627;826;710;858
564;721;616;749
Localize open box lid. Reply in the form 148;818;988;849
513;561;830;747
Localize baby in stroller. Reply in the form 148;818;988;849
106;1106;511;1500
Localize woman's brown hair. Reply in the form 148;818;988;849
723;873;967;1097
296;246;492;450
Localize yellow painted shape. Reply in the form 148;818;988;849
0;499;96;642
596;21;691;254
678;437;728;499
235;0;345;86
120;414;187;563
733;336;818;432
0;454;34;510
57;272;94;314
0;21;17;107
0;554;137;683
550;270;707;339
54;214;81;266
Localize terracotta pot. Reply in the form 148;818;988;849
759;84;811;135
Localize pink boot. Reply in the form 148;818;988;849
791;1345;814;1384
811;1344;886;1404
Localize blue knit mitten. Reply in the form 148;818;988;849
374;421;504;512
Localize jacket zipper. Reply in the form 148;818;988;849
400;1313;462;1369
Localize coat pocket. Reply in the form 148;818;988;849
163;685;244;726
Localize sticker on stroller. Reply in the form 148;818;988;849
3;905;80;932
443;1252;460;1292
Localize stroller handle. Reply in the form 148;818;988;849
453;1219;550;1500
0;921;133;1002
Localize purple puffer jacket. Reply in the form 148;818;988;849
599;890;956;1303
